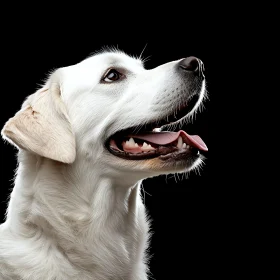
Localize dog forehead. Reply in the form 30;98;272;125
79;51;144;71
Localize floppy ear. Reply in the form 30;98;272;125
1;72;76;164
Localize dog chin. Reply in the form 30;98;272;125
107;150;204;176
141;153;204;173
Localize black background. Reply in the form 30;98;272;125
0;18;227;279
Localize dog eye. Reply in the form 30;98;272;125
103;69;123;83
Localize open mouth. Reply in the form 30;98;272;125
105;95;208;160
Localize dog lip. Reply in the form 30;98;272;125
160;93;200;124
159;147;200;160
107;144;200;160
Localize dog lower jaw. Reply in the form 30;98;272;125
107;146;204;177
138;153;205;176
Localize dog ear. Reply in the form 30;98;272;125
1;72;76;164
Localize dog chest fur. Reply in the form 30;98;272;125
0;152;150;280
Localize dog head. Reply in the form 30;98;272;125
2;50;208;181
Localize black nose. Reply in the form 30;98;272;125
178;56;205;77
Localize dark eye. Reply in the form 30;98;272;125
103;69;122;83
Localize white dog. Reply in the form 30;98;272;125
0;49;208;280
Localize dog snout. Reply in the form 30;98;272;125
178;56;205;78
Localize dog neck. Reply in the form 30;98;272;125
4;150;150;277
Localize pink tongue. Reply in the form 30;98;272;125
128;130;208;151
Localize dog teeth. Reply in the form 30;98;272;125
177;136;183;149
126;137;136;147
128;137;135;145
141;142;155;152
153;128;161;132
177;137;190;149
123;139;155;153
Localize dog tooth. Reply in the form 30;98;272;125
182;143;187;149
143;142;148;148
135;143;139;147
127;137;136;147
128;137;135;144
141;142;156;151
177;136;183;149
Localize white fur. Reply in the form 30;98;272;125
0;50;206;280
